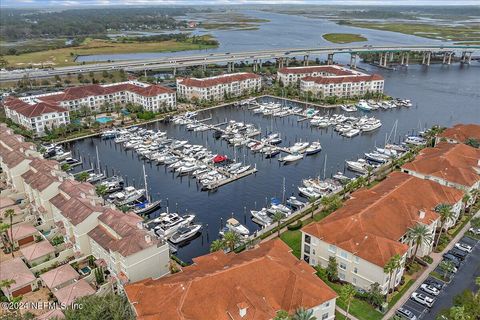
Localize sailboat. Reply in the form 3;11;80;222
133;165;161;215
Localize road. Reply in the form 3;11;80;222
1;44;479;82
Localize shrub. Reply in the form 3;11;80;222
422;256;433;264
287;220;303;231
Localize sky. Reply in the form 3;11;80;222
2;0;480;8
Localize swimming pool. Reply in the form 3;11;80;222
96;116;113;124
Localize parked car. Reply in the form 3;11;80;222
455;242;473;253
395;307;417;320
442;256;460;268
411;292;434;307
468;227;480;235
420;283;440;296
442;253;461;265
449;248;467;260
424;279;444;290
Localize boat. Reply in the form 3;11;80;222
279;153;303;163
101;130;118;139
288;142;309;153
264;147;281;158
364;152;388;163
342;129;361;138
225;218;249;236
132;200;162;215
251;208;273;227
356;100;373;111
341;105;357;112
405;136;427;146
286;196;305;209
86;172;105;184
298;186;321;199
177;162;198;175
361;120;382;132
345;159;369;174
305;142;322;155
116;188;146;206
333;172;350;183
227;162;243;172
155;213;195;237
213;155;228;163
169;224;202;244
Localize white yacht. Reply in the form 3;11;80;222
345;159;369;174
225;218;249;236
305;142;322;155
251;208;273;227
279;153;303;163
169;224;202;244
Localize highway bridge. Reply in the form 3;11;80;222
1;44;479;82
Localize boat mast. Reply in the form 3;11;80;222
323;153;327;180
95;146;100;173
282;177;286;204
143;164;150;202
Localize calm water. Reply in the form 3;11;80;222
77;10;445;62
64;62;480;262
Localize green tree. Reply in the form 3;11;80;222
292;308;316;320
326;256;339;282
76;172;90;182
367;282;385;308
274;310;291;320
320;194;342;214
407;224;433;264
340;284;357;320
272;211;284;237
95;184;108;197
210;239;224;253
461;194;471;216
4;208;16;257
439;260;456;280
64;293;135;320
223;231;241;252
0;279;16;300
465;138;479;148
435;204;455;248
384;254;401;297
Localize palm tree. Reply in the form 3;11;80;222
449;306;468;320
223;231;241;252
384;254;401;298
461;194;471;216
340;284;356;320
439;260;455;280
407;224;433;264
292;308;316;320
4;208;16;257
435;204;455;248
273;310;290;320
272;211;284;237
0;279;16;299
0;223;10;253
309;196;317;218
210;239;225;253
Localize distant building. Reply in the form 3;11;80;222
436;123;480;145
176;73;262;102
3;97;70;137
126;239;338;320
277;65;384;98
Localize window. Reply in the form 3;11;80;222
340;251;348;259
339;273;345;280
354;256;360;264
352;277;357;284
324;302;330;308
328;245;336;253
304;234;311;244
304;244;311;254
322;313;329;320
354;267;358;274
339;262;346;270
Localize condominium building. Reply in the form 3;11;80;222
436;123;480;145
301;172;464;294
402;142;480;194
2;97;69;136
277;65;384;98
2;81;176;136
176;72;262;102
0;123;170;288
126;239;338;320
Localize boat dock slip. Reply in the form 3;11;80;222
203;167;257;190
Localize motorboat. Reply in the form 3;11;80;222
232;165;251;175
177;162;198;175
298;186;321;199
113;186;146;206
305;142;322;155
251;208;273;227
279;153;303;163
288;142;309;153
405;136;427;146
86;172;105;184
213;155;228;163
155;213;195;237
356;100;373;111
364;152;388;163
333;172;350;183
361;120;382;132
286;196;306;209
225;218;249;236
264;147;281;158
342;129;361;138
345;159;369;174
341;105;357;112
169;224;202;244
267;203;292;216
101;130;118;139
227;162;243;172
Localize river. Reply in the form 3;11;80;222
76;10;446;62
64;60;480;262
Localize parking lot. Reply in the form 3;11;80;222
396;235;479;320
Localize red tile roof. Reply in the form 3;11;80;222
0;258;36;294
20;240;55;262
403;142;480;188
125;239;337;320
302;74;384;85
53;279;95;306
278;65;354;75
302;172;464;267
40;264;79;290
178;73;260;88
21;169;59;191
49;194;103;225
439;124;480;143
4;97;67;118
0;149;29;168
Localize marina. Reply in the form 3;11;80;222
63;63;480;262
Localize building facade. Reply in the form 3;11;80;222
301;172;464;294
176;73;262;102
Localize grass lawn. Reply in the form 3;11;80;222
280;229;302;258
4;36;218;68
388;276;415;308
338;22;480;42
322;33;367;44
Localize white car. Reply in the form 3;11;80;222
420;283;440;296
455;242;473;253
469;227;480;235
411;292;434;307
